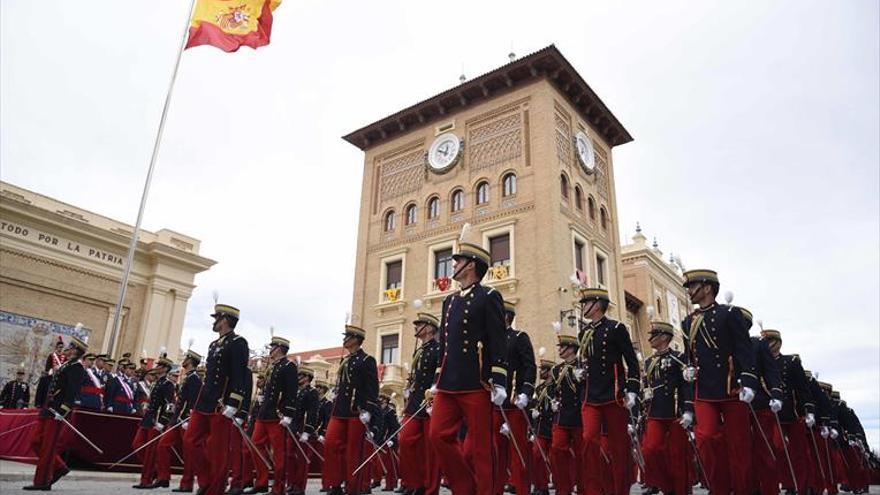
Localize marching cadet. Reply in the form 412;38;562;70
640;321;693;495
529;353;554;495
288;366;321;495
323;324;380;495
106;359;137;414
132;353;176;489
377;394;401;491
548;333;585;495
157;350;203;493
0;369;30;409
836;394;870;494
576;287;641;495
184;303;250;495
493;301;536;495
814;381;839;495
79;352;104;410
399;313;441;495
762;328;814;494
804;371;833;495
427;233;508;495
748;327;785;495
680;270;758;495
249;336;298;495
228;368;257;495
23;336;88;491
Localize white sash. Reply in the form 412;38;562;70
85;367;102;388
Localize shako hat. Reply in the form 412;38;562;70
412;313;439;330
452;223;490;274
184;350;202;365
578;287;610;304
557;334;579;349
83;352;97;360
343;325;366;339
761;329;781;341
211;304;240;319
68;337;88;353
682;269;719;287
649;321;675;337
270;336;290;349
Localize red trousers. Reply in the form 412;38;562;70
531;436;551;491
251;419;287;492
184;410;231;495
642;418;689;495
132;426;159;486
582;402;631;495
842;443;869;491
749;409;782;495
323;416;367;495
492;408;530;495
158;425;194;489
399;416;434;490
429;390;495;495
379;448;398;488
287;436;314;493
804;427;827;494
229;422;255;489
777;418;809;493
819;436;840;493
694;399;752;495
551;425;584;495
30;416;67;486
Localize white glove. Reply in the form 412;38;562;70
181;421;189;431
490;385;507;406
300;433;310;443
499;422;510;436
573;369;585;382
830;428;839;439
318;435;325;444
769;399;783;413
738;387;755;404
327;390;336;401
53;412;64;421
256;395;264;404
514;393;529;410
627;424;636;435
531;409;540;419
425;385;437;402
805;413;816;428
528;434;535;443
849;439;857;447
679;411;694;429
386;440;393;448
107;407;114;413
403;388;411;400
821;426;830;438
155;423;165;433
233;417;243;426
426;405;433;416
222;405;237;419
643;388;653;400
624;392;637;410
359;411;371;425
682;366;697;383
550;399;560;412
280;416;293;427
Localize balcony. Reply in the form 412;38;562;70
382;287;401;303
484;261;518;293
378;363;406;388
374;287;406;317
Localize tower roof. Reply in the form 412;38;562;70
342;44;633;151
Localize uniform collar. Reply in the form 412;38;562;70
696;302;717;313
589;316;608;328
460;282;480;297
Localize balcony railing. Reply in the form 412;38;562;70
485;261;512;282
382;287;402;303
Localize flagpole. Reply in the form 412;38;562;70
105;0;198;357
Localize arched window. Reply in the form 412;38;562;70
384;210;396;232
451;189;464;212
574;185;583;211
427;197;440;220
476;181;489;205
588;196;596;220
502;173;517;197
405;204;417;226
600;206;608;230
560;174;569;200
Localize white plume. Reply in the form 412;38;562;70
270;326;275;338
390;392;397;399
813;371;819;379
552;321;562;333
646;305;655;320
212;290;219;304
757;319;764;330
296;355;302;366
724;291;734;304
458;222;472;242
187;338;194;351
345;312;351;325
538;346;546;358
413;299;424;310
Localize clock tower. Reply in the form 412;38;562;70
342;45;633;402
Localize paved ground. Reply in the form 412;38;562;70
1;461;878;495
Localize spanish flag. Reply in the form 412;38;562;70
186;0;281;52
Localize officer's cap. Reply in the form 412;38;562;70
343;325;366;339
95;354;108;360
556;334;579;349
270;336;290;349
682;269;719;287
761;329;781;341
68;337;89;353
104;358;116;365
185;350;202;365
578;287;610;304
539;359;555;369
83;353;97;360
738;307;753;325
452;242;490;271
211;304;240;319
412;313;439;330
648;321;675;337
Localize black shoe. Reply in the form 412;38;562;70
196;488;208;495
395;489;406;494
412;489;425;495
242;487;268;494
505;485;515;494
132;484;154;489
149;480;170;489
226;489;244;495
50;467;70;485
172;488;193;493
320;490;330;493
371;482;381;489
22;485;52;491
361;491;373;495
329;487;345;495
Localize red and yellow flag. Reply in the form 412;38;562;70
185;0;281;52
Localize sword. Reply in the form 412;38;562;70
685;429;710;492
352;401;427;476
284;425;311;464
109;420;183;469
824;436;836;488
627;415;646;471
234;419;272;469
47;408;103;454
519;407;551;473
807;426;826;484
498;407;527;468
0;420;39;438
363;432;388;474
304;439;325;462
171;446;185;464
748;404;777;461
774;413;799;494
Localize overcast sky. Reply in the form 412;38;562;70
2;0;877;447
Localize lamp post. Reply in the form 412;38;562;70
558;309;578;328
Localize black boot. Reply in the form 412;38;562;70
22;485;51;491
149;480;170;489
172;488;194;493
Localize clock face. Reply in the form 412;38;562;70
574;131;596;173
427;133;462;173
